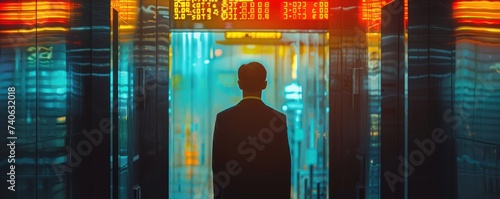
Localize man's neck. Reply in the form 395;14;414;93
242;91;262;98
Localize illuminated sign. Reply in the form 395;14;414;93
280;1;329;20
171;0;330;30
174;0;271;21
225;32;282;39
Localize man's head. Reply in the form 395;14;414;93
238;62;267;92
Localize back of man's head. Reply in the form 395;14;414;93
238;62;267;92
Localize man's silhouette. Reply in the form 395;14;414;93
212;62;291;199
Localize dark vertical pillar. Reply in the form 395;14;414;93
68;0;111;198
329;0;369;198
380;0;405;198
112;8;119;199
407;0;430;197
328;0;343;197
155;0;170;198
90;0;111;198
329;0;343;197
135;0;158;196
407;0;455;198
67;0;93;198
426;0;455;198
134;0;170;198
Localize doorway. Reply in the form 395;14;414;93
168;31;329;199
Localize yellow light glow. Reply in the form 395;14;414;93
119;24;135;30
225;32;282;39
112;0;138;23
456;26;500;33
57;116;66;123
454;1;500;10
0;1;71;34
0;27;68;34
454;11;500;19
292;54;297;80
453;1;500;26
111;0;139;41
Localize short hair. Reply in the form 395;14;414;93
238;62;267;92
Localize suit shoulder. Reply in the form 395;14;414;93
216;105;238;118
265;105;287;120
264;105;285;115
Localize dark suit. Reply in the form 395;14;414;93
212;98;291;199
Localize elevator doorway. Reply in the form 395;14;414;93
168;31;329;199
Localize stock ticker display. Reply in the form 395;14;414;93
171;0;330;29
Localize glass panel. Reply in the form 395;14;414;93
36;0;69;142
169;32;329;199
453;1;500;198
36;1;71;197
116;13;137;199
114;0;170;197
0;0;70;198
113;0;141;198
360;0;386;198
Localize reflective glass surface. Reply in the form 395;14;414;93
0;0;112;198
454;1;500;197
0;0;499;198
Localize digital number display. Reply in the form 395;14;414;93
220;1;271;21
281;1;329;20
171;0;330;30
